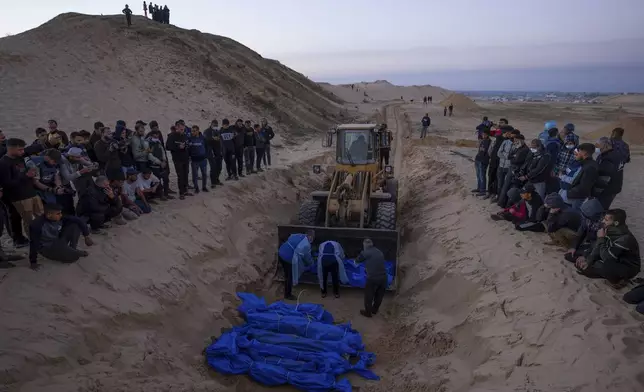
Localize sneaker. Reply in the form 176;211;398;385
257;168;264;172
214;180;223;185
77;250;89;258
233;176;239;181
321;292;327;298
114;216;127;225
239;173;245;178
225;176;232;181
91;228;104;235
252;170;257;174
334;294;340;299
481;194;490;200
160;196;168;201
471;188;480;193
185;192;194;197
165;195;175;200
194;188;200;194
359;310;372;318
180;195;186;200
476;192;487;197
202;187;209;192
211;184;217;189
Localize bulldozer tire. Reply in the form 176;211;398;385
374;202;396;230
386;178;398;204
298;200;320;226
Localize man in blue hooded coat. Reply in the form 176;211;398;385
278;230;315;300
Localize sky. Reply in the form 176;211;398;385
1;0;644;91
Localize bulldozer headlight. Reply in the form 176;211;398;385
312;164;321;174
385;165;393;173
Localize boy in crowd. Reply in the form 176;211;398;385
188;125;208;193
29;203;93;270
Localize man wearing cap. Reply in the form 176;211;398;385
243;120;257;175
593;137;623;209
233;119;246;177
166;121;192;199
491;183;543;225
219;119;238;181
204;120;223;187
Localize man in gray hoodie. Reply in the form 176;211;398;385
356;238;388;318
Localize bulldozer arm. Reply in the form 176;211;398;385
275;224;400;291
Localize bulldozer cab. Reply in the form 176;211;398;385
323;124;392;174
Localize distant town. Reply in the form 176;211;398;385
459;91;637;104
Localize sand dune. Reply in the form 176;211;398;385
320;80;450;104
0;13;343;140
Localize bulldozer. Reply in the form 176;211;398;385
277;123;401;291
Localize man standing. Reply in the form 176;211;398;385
188;125;208;193
0;188;26;268
593;138;623;209
204;120;223;187
0;138;44;241
29;204;93;269
163;5;170;24
473;129;491;196
233;119;246;177
420;113;431;139
220;119;238;181
448;104;454;116
377;124;392;166
243;120;256;175
254;124;267;172
131;122;152;171
47;120;69;147
143;1;147;17
94;127;123;180
166;122;191;199
148;2;153;18
278;230;315;300
260;118;275;167
122;4;133;26
356;238;388;318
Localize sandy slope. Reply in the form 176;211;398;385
320;80;450;104
0;13;343;140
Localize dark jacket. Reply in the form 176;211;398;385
147;137;167;169
475;138;491;164
571;198;604;251
0;155;38;202
0;141;44;159
262;126;275;144
165;132;189;162
204;127;223;158
220;126;237;153
594;149;624;195
233;126;245;149
76;183;118;217
94;139;122;171
567;158;599;201
243;127;256;147
187;134;207;161
356;246;388;282
522;150;552;183
421;116;431;127
509;145;530;171
587;224;641;273
488;135;505;168
536;205;582;233
544;137;561;164
29;215;89;263
255;129;268;149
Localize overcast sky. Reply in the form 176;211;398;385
2;0;644;91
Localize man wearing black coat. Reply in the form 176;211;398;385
76;176;125;233
567;143;599;210
166;122;191;199
593;138;624;209
233;119;246;177
204;120;223;187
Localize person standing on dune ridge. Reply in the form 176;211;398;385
143;1;147;17
122;4;133;26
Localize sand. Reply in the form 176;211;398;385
320;80;450;104
1;12;644;392
439;93;481;111
585;117;644;145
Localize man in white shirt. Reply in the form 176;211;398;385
123;168;151;213
136;168;163;201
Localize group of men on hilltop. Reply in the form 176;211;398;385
468;117;640;297
0;118;276;270
122;2;170;26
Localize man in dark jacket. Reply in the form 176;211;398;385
47;120;70;147
473;129;491;196
76;176;125;232
420;113;431;139
564;198;604;263
220;119;238;181
515;139;552;200
567;143;599;210
0;188;26;268
204;120;223;187
485;122;510;200
593;137;624;209
29;203;93;270
544;127;561;165
475;116;492;139
94;127;122;180
86;121;104;162
498;134;529;208
188;125;208;193
356;238;388;318
610;127;630;167
260;118;275;167
146;129;173;199
233;119;246;177
166;122;191;199
0;138;44;243
491;183;543;226
243;120;257;175
521;193;581;246
576;209;640;284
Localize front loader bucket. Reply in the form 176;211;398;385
275;225;400;291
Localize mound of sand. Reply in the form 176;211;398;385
0;13;344;140
439;93;480;111
321;80;451;104
585;117;644;145
603;94;644;106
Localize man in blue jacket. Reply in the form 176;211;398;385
219;119;238;181
278;230;315;300
317;240;349;298
420;113;431;139
188;125;208;193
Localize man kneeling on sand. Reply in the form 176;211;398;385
29;203;94;270
491;183;543;226
515;193;581;243
575;209;641;285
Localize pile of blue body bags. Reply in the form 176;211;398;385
204;293;380;391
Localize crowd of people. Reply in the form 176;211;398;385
0;118;276;270
121;2;171;27
470;117;642;311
